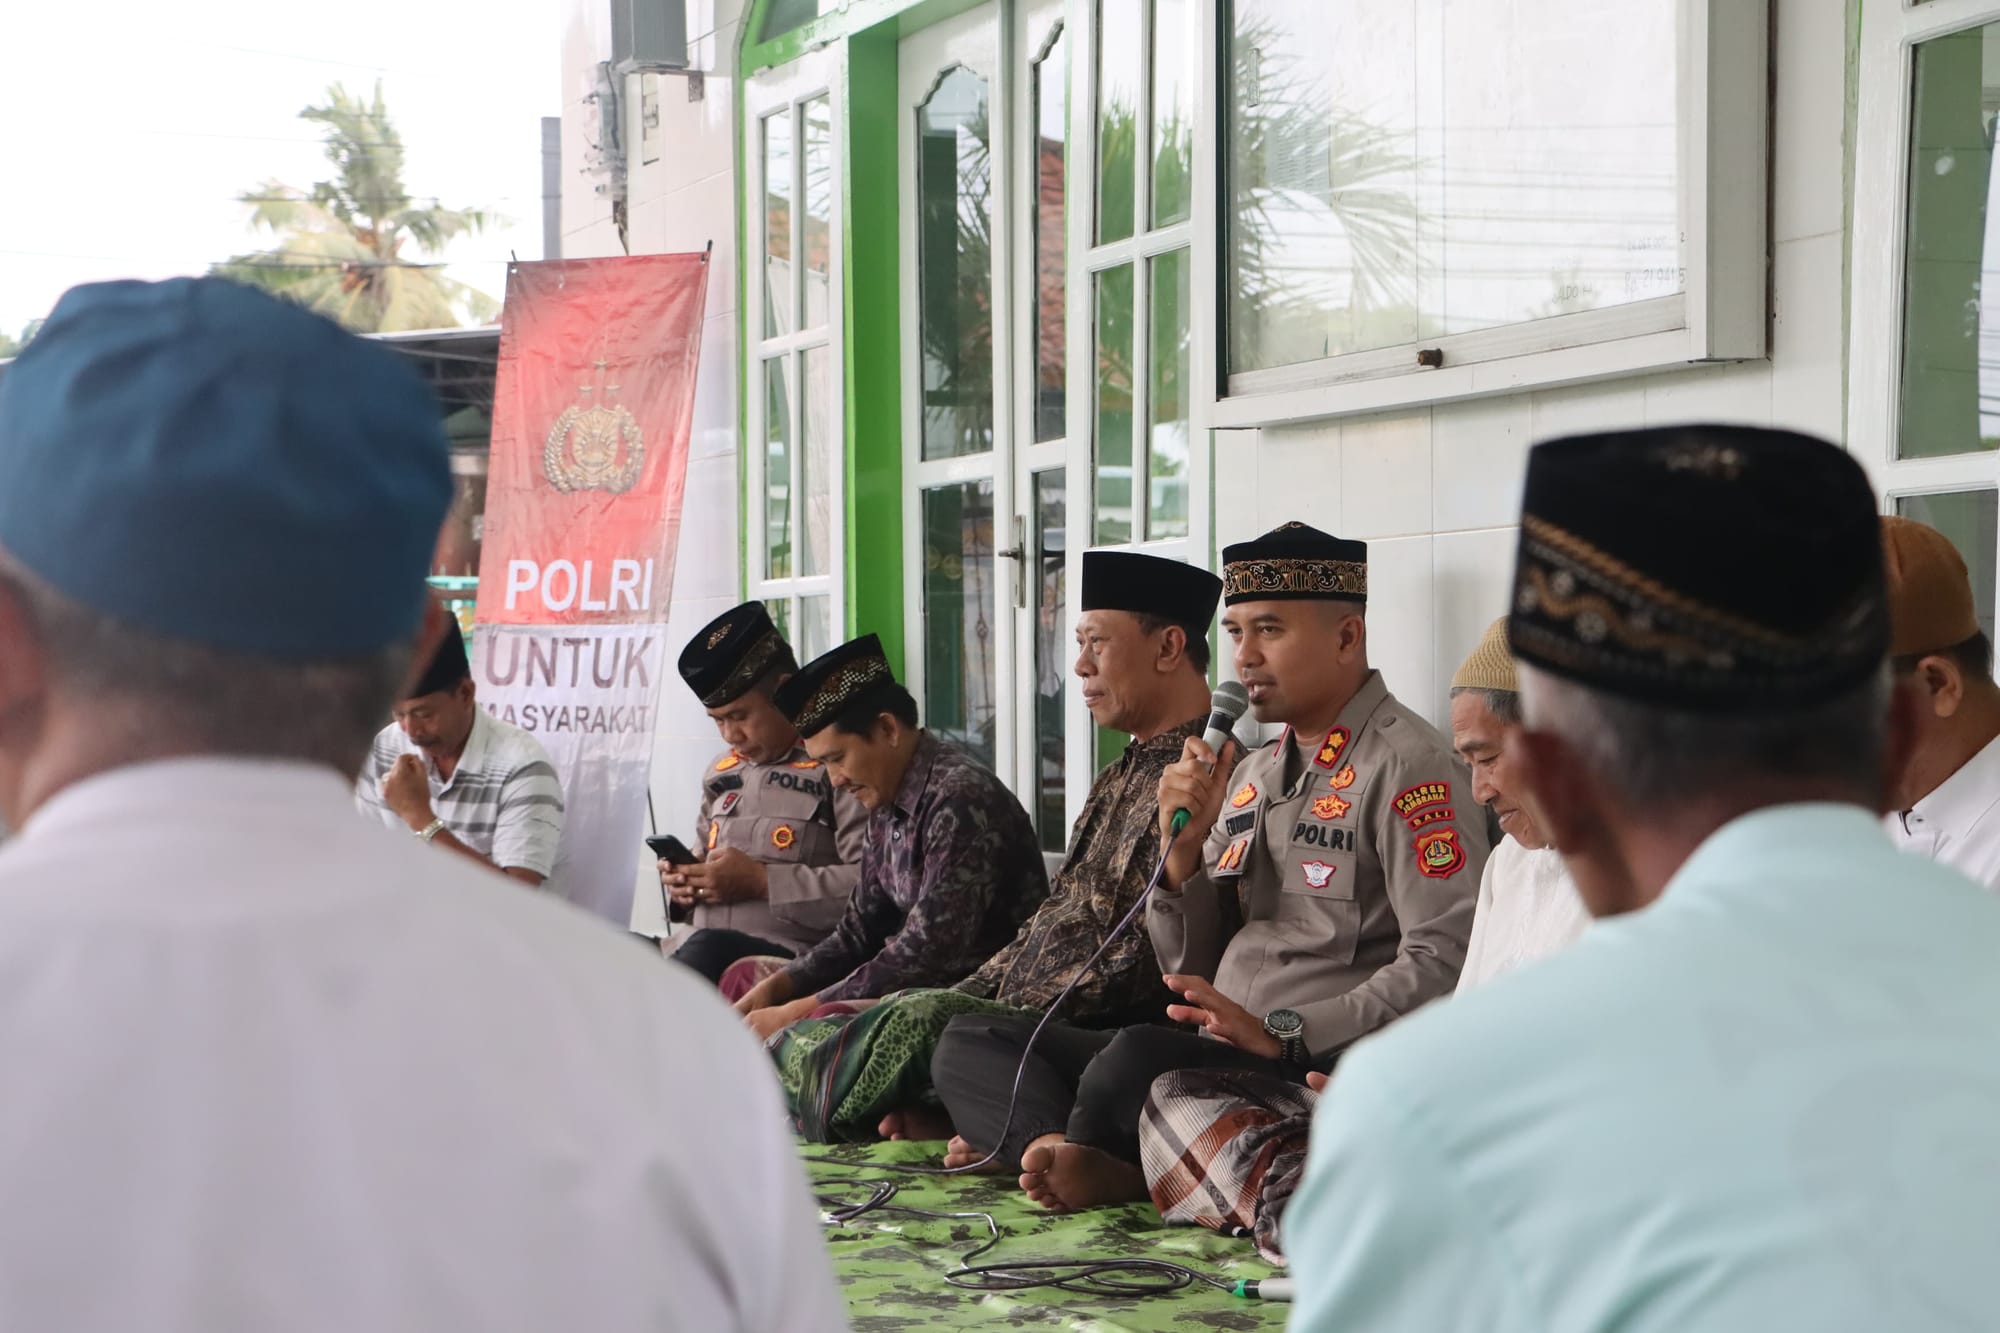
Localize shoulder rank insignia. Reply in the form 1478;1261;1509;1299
1230;781;1259;809
1215;836;1251;875
1300;860;1337;890
1314;727;1351;769
1414;828;1466;879
1393;782;1450;819
790;759;822;770
715;754;742;772
771;824;796;851
1311;792;1351;821
1328;765;1357;791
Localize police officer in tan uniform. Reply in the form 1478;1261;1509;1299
664;602;866;984
1153;524;1491;1070
930;522;1486;1213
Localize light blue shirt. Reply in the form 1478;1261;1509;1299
1284;804;2000;1333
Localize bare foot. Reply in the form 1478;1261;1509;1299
941;1134;1005;1173
877;1106;954;1142
1018;1139;1148;1213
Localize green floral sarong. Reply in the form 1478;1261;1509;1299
773;989;1030;1142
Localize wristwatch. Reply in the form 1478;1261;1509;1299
414;817;446;844
1263;1008;1308;1066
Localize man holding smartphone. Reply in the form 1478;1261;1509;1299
665;601;867;984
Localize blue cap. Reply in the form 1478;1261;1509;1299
0;278;451;660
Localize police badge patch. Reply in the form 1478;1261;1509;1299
1413;827;1466;878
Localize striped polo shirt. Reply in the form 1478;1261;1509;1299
355;708;565;883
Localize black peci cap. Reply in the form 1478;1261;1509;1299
678;601;798;707
1507;424;1888;713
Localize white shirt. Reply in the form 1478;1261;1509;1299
0;758;847;1333
356;707;565;883
1455;836;1593;991
1887;731;2000;891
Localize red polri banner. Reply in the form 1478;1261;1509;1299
474;253;711;925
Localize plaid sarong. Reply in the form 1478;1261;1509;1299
1139;1068;1318;1266
771;989;1030;1142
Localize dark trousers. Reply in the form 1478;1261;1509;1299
931;1015;1297;1167
670;927;795;985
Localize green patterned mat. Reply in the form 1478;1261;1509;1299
805;1140;1289;1331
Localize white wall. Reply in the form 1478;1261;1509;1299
561;0;748;932
1215;0;1848;729
631;0;749;936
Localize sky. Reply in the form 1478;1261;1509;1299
0;0;562;337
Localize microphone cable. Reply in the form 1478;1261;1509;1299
813;1175;1240;1299
806;699;1254;1299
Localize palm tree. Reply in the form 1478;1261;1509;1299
214;82;499;332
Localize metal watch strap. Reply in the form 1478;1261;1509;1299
416;817;446;843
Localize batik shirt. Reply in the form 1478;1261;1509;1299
955;716;1205;1018
782;732;1049;1003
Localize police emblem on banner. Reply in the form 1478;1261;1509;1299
543;358;646;494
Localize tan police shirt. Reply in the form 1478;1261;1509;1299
691;744;867;955
1148;671;1486;1062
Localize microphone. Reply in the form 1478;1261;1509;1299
1171;680;1249;834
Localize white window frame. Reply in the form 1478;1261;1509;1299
745;52;847;650
1190;0;1770;430
1064;0;1218;816
1850;0;2000;648
1068;0;1216;564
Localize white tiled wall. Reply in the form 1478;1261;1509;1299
1214;0;1850;730
561;0;748;932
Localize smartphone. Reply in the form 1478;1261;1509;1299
646;834;698;866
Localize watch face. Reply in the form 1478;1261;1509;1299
1266;1008;1304;1037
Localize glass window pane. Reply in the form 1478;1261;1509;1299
1147;248;1190;539
798;594;834;661
767;596;792;647
1094;263;1135;545
1150;0;1194;227
923;480;998;770
1032;469;1068;852
1900;25;2000;458
1096;0;1141;244
917;66;995;461
765;356;793;580
763;109;795;339
1897;490;1998;647
803;96;834;331
1034;26;1069;444
801;345;832;577
757;0;838;43
1225;0;1679;375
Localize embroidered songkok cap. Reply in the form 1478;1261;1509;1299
774;633;899;737
1221;522;1368;605
1507;425;1888;713
0;277;450;659
1881;516;1981;659
678;600;798;706
1450;617;1519;694
1081;550;1223;641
